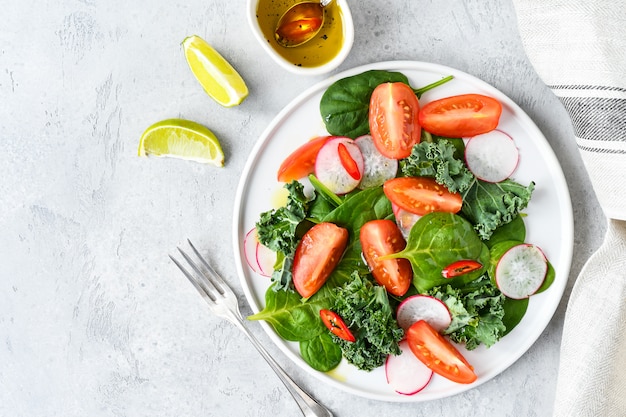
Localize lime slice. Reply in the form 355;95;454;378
138;119;225;166
182;35;249;107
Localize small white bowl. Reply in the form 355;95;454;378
247;0;354;76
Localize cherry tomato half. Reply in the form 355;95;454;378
369;82;421;159
418;94;502;138
320;309;355;342
360;219;412;296
406;320;477;384
292;222;349;298
383;177;462;216
442;259;483;278
277;136;330;182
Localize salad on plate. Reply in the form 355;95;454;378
235;64;568;400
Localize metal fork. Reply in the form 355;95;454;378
169;239;334;417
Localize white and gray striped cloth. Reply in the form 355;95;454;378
512;1;626;416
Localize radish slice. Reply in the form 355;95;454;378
243;227;276;277
315;137;364;194
244;228;263;274
256;240;277;277
392;203;421;239
385;339;433;395
495;243;548;299
396;295;452;331
354;135;398;189
464;129;519;183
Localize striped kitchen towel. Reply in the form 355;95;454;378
512;1;626;416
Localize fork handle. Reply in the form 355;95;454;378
232;319;334;417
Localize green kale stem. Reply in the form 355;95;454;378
413;75;454;98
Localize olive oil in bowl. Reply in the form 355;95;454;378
248;0;354;75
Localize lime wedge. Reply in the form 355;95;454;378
138;119;225;166
182;35;249;107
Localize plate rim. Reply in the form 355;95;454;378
232;60;574;402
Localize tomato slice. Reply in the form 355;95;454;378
406;320;477;384
383;177;462;216
442;260;483;278
292;222;349;298
369;82;421;159
320;309;355;342
360;219;412;296
418;94;502;138
277;136;330;182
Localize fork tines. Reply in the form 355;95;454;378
169;239;228;302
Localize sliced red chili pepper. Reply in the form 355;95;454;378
337;142;362;181
320;309;355;342
442;260;483;278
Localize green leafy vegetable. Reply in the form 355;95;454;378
322;186;392;234
427;276;506;350
319;70;454;138
271;254;294;292
461;179;535;240
502;297;529;336
307;186;394;303
385;212;490;293
256;181;310;255
400;139;475;193
248;283;327;341
300;332;342;372
536;262;556;294
308;174;343;207
249;68;553;375
320;70;411;138
331;273;404;371
486;215;526;249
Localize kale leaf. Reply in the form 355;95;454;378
331;273;403;371
400;139;475;193
427;276;506;350
461;179;535;240
256;180;309;256
255;181;311;291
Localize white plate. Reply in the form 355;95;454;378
232;61;573;402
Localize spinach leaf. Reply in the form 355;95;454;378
320;70;410;138
321;186;393;288
323;187;392;232
320;71;454;138
486;215;526;248
331;273;404;371
308;174;343;207
502;297;528;336
400;139;475;193
299;331;342;372
387;212;490;293
248;283;326;341
461;179;535;240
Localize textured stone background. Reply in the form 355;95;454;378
0;1;604;416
